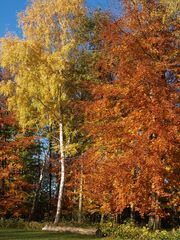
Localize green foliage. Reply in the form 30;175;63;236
0;218;46;230
100;223;180;240
0;218;25;229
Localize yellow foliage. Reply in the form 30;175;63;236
0;0;85;129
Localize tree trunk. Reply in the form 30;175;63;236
29;155;47;221
130;203;135;223
47;124;53;220
48;134;52;220
100;213;104;224
48;160;52;219
54;122;65;224
148;185;161;230
78;166;83;223
148;214;161;231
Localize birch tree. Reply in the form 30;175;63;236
0;0;85;224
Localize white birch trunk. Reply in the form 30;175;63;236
54;121;65;224
78;167;83;223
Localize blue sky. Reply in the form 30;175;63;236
0;0;111;38
0;0;27;37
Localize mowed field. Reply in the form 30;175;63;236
0;229;100;240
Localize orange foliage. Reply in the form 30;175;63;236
0;98;34;217
81;0;179;217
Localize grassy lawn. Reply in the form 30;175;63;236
0;229;100;240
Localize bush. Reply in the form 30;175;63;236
0;218;46;230
100;222;180;240
0;218;25;228
27;221;45;230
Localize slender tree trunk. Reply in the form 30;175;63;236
48;161;52;218
1;159;7;195
48;135;52;220
78;166;83;223
71;187;77;221
54;121;65;224
148;190;161;230
47;124;53;220
130;203;135;223
148;214;160;231
29;155;47;221
114;213;118;224
154;214;160;230
100;213;104;224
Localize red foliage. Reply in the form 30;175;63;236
0;98;35;217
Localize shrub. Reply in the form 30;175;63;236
27;221;44;230
0;218;25;228
0;218;45;230
100;222;180;240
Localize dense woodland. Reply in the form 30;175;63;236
0;0;179;232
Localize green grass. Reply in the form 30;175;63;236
0;229;100;240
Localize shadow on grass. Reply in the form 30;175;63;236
0;229;98;240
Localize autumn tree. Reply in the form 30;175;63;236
81;0;179;228
63;10;112;222
0;0;179;227
0;95;36;217
0;0;86;223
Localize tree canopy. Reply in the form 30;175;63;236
0;0;179;229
